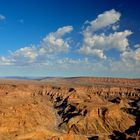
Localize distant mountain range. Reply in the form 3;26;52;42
0;76;45;80
0;76;139;81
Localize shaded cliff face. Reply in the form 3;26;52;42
0;78;139;140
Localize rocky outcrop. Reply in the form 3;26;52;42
44;86;139;139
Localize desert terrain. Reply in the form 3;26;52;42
0;77;139;140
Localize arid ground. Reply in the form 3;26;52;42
0;77;139;140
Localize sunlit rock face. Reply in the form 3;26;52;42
0;77;139;140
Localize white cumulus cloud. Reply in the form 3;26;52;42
10;45;38;63
40;26;73;55
0;14;6;21
79;9;132;59
121;47;140;62
85;9;121;33
0;26;73;66
0;56;12;65
0;9;140;77
79;30;132;59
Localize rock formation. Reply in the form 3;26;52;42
0;77;139;139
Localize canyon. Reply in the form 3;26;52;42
0;77;139;140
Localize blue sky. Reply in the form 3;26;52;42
0;0;140;77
